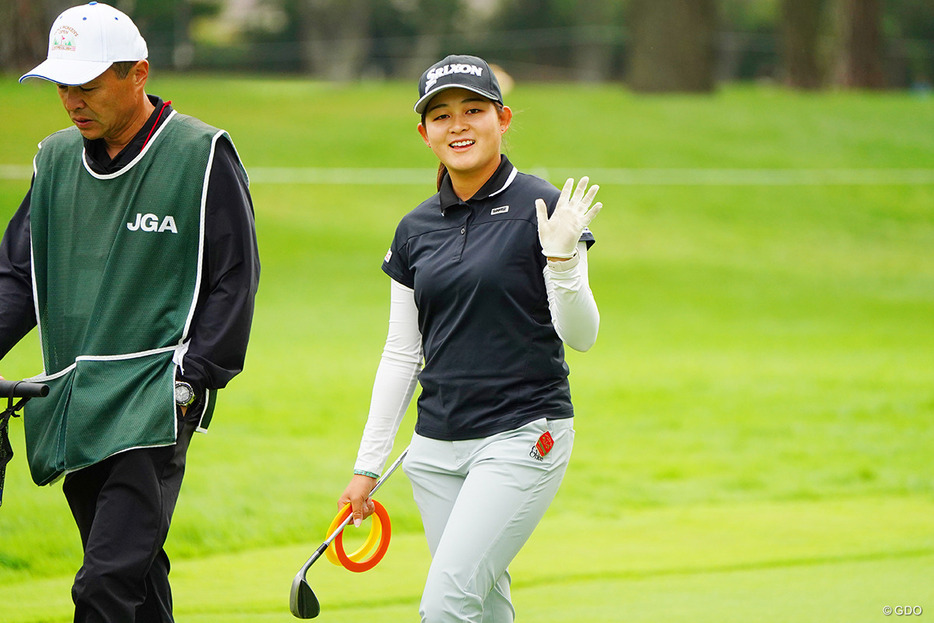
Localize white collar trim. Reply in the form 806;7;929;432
489;164;518;197
83;110;179;180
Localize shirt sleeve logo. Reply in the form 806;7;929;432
384;249;393;263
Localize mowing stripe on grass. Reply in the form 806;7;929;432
510;547;934;590
3;165;934;185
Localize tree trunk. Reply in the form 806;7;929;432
834;0;885;88
400;0;460;81
781;0;825;89
627;0;718;93
172;0;194;71
298;0;372;81
0;0;51;74
570;3;620;83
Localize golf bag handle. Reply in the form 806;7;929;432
0;380;50;399
2;380;50;508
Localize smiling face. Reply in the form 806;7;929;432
56;61;154;158
418;87;512;198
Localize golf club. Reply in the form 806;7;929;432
289;446;409;619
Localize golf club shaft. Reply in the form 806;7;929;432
366;446;408;498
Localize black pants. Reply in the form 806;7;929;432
62;417;197;623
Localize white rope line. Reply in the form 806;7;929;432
530;168;934;186
2;164;933;185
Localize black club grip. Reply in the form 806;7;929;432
0;380;50;398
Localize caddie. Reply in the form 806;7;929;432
0;2;260;621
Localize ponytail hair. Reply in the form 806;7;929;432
436;163;448;191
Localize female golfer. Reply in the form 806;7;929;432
339;53;602;622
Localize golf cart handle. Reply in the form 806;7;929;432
0;380;50;399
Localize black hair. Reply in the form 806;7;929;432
110;61;137;79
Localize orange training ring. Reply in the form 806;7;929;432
327;500;391;572
325;503;382;566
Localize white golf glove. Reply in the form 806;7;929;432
535;177;602;259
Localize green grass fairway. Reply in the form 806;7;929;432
1;75;932;621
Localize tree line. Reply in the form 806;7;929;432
3;0;933;91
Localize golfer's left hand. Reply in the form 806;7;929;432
535;177;602;259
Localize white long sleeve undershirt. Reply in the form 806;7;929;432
353;241;599;476
352;278;422;476
543;241;600;352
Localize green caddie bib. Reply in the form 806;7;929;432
24;112;233;485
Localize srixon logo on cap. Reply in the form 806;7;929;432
530;431;554;462
425;63;484;89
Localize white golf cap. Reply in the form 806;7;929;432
19;2;148;86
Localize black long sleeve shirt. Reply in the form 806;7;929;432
0;96;260;409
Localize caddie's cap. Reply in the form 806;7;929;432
414;54;503;114
19;2;148;85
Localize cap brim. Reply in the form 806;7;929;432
414;84;502;114
19;58;113;85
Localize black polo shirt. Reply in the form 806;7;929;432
383;156;595;441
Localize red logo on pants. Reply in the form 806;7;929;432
531;431;554;461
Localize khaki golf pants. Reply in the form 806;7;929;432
403;417;574;623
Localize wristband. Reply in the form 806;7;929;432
546;250;580;272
